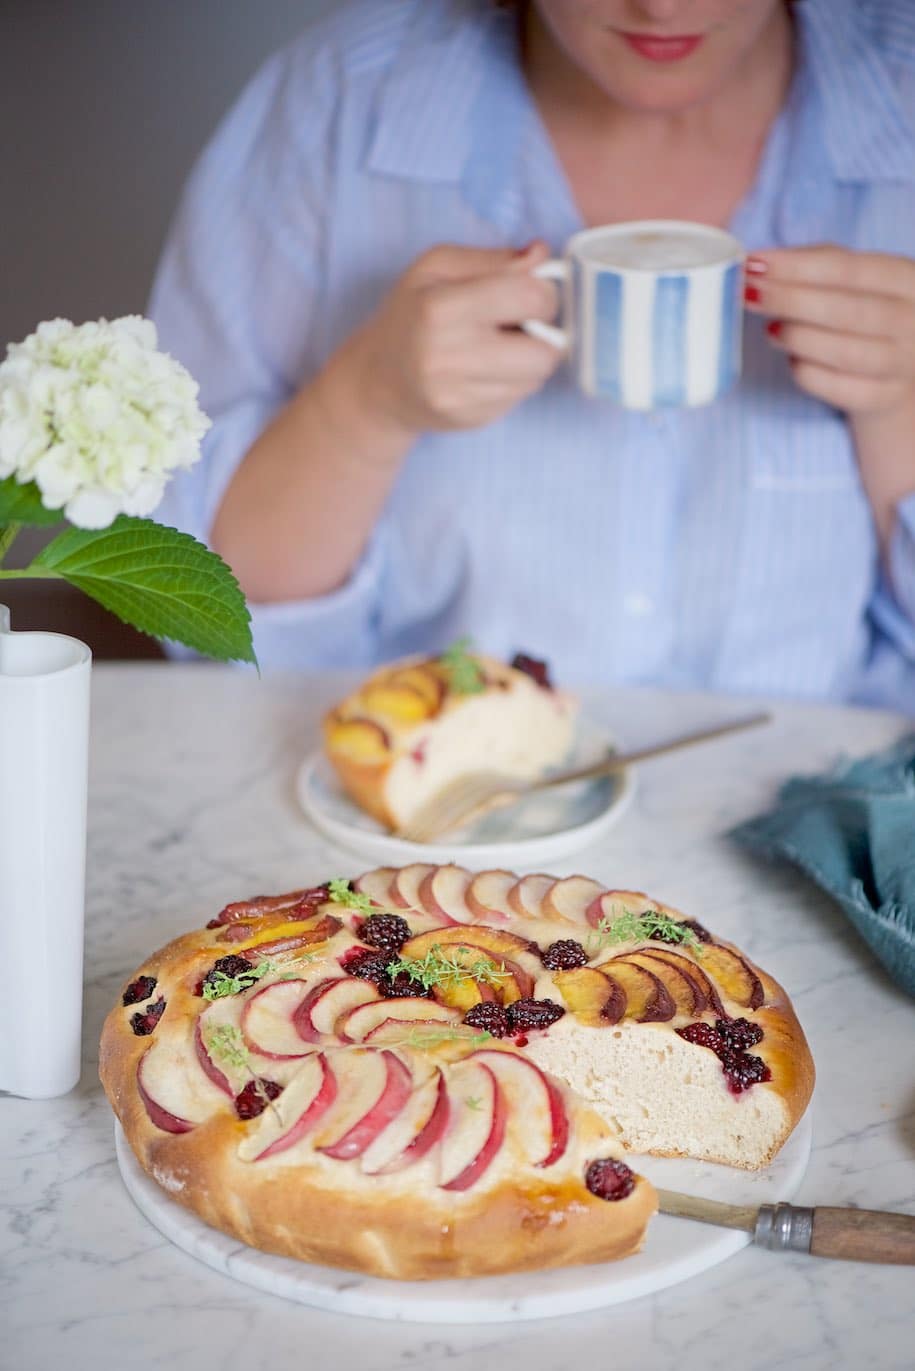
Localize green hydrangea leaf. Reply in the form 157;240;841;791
0;476;65;526
34;516;256;663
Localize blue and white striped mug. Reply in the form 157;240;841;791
524;221;745;410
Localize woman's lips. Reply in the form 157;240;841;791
620;33;704;62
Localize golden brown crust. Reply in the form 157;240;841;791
100;871;813;1280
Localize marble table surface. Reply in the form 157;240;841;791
3;665;914;1371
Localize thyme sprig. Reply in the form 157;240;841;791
590;908;701;954
438;637;485;695
201;958;274;1001
386;943;509;992
205;1023;283;1118
327;878;375;916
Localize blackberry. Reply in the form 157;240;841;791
716;1017;763;1052
130;996;166;1036
197;954;254;996
682;919;712;944
720;1051;771;1094
234;1079;283;1120
541;939;588;971
510;653;553;689
506;998;565;1033
585;1157;635;1202
463;1002;511;1038
384;970;433;999
676;1022;722;1052
342;948;391;988
122;974;157;1006
359;913;411;956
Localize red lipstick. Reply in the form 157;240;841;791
620;33;704;62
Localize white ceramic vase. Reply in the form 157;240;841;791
0;604;91;1098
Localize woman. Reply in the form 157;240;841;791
151;0;915;710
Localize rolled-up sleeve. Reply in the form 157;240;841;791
149;37;388;669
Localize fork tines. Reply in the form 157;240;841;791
396;771;522;845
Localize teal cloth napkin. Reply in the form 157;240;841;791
730;735;915;999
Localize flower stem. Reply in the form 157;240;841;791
0;523;21;566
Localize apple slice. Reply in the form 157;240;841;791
471;1049;569;1168
293;977;381;1042
237;1053;337;1162
138;1039;226;1134
324;715;391;762
585;889;654;930
636;947;720;1015
418;864;473;924
316;1050;413;1160
698;944;765;1010
552;966;627;1026
337;997;459;1044
466;870;516;923
507;873;555;921
617;952;698;1017
240;980;316;1059
194;1017;232;1096
361;1067;448;1174
389;863;437;912
604;958;675;1022
439;1061;506;1191
543;876;607;925
352;867;398;908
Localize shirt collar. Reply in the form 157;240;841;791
791;0;915;184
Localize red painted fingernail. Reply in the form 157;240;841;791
745;256;769;275
512;241;536;257
744;284;762;305
766;320;783;338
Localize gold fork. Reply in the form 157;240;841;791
394;711;771;844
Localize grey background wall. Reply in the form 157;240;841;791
1;0;334;652
2;0;334;342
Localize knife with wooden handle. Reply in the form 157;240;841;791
656;1191;915;1264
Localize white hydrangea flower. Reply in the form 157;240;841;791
0;317;210;529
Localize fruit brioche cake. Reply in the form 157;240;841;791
322;644;576;830
100;865;814;1281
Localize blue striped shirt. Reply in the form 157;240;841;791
150;0;915;712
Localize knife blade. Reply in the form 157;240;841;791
655;1190;915;1264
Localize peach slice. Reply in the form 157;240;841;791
353;867;398;908
507;873;555;921
439;1060;507;1191
401;925;535;963
617;952;698;1017
386;665;445;713
315;1050;413;1161
238;1053;337;1162
292;977;381;1042
553;967;626;1026
471;1049;569;1168
543;876;607;925
361;1067;448;1175
418;864;473;924
466;870;516;923
240;980;317;1060
324;716;391;763
411;943;531;1009
232;913;341;958
605;958;675;1022
360;682;431;724
698;944;765;1010
636;947;721;1016
337;997;459;1044
389;863;438;912
585;889;655;930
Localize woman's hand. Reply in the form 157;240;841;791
345;241;562;437
745;244;915;551
743;245;915;416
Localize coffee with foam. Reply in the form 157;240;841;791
583;227;732;272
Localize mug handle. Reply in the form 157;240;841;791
520;259;570;350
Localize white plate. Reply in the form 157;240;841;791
116;1111;811;1324
295;716;635;866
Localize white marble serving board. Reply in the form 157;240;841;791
115;1112;811;1324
